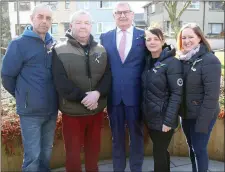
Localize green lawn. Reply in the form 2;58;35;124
215;51;224;75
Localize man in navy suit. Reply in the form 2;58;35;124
100;2;146;172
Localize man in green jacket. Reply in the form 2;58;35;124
52;10;111;172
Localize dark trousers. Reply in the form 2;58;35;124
108;102;144;172
148;128;174;172
62;112;103;172
181;118;216;172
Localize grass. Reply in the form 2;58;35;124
215;51;224;75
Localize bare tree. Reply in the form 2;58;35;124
1;2;11;50
164;1;191;39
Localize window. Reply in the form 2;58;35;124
209;1;224;10
64;23;70;32
65;0;70;9
97;23;103;33
41;1;58;10
51;24;58;34
187;1;200;10
14;2;31;11
98;1;113;9
208;23;223;34
84;1;89;9
77;1;89;10
15;24;29;35
97;22;115;34
151;4;155;13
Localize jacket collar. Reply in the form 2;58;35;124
65;29;97;48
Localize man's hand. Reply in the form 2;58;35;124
162;124;171;132
86;102;98;110
81;91;100;110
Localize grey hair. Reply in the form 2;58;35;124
113;2;133;14
31;4;52;16
70;10;93;24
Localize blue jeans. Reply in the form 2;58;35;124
181;118;216;172
19;114;57;172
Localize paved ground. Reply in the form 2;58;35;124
52;156;225;172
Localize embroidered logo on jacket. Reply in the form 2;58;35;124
177;78;183;86
153;62;166;73
94;52;102;64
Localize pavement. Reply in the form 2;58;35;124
52;156;225;172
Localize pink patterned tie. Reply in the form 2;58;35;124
119;30;126;63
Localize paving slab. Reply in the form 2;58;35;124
208;160;225;172
52;156;224;172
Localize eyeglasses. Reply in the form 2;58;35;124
114;10;132;16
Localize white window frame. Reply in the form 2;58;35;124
151;4;155;13
208;23;223;34
97;1;113;9
97;22;103;34
83;1;89;9
51;23;58;34
41;1;58;11
96;22;115;34
209;1;224;11
186;1;200;10
65;0;70;9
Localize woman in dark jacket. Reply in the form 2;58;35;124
141;27;183;172
177;23;221;172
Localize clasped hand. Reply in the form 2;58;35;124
81;91;100;110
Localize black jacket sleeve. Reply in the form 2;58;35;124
163;58;183;128
195;53;221;133
52;49;86;101
95;56;112;97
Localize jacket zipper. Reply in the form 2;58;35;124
25;91;28;108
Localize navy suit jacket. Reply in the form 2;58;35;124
100;27;146;106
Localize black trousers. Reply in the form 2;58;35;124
148;128;174;172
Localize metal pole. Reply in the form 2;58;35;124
202;1;205;33
16;0;21;35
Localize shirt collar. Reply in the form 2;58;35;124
116;25;134;33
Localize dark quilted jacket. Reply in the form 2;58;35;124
141;45;183;131
179;44;221;134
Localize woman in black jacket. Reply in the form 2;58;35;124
141;27;183;172
177;23;221;172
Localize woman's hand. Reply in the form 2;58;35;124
162;124;171;132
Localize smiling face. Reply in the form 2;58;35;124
181;28;201;53
145;30;164;55
113;3;134;30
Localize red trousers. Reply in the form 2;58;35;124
62;112;103;172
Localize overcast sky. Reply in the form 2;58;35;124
129;1;149;13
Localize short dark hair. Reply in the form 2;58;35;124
145;27;164;41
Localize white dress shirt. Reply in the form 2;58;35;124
116;26;134;60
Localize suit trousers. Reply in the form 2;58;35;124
108;101;144;172
62;112;103;172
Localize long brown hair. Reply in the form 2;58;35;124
177;23;211;52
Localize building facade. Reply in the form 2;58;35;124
143;1;224;37
8;1;78;40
